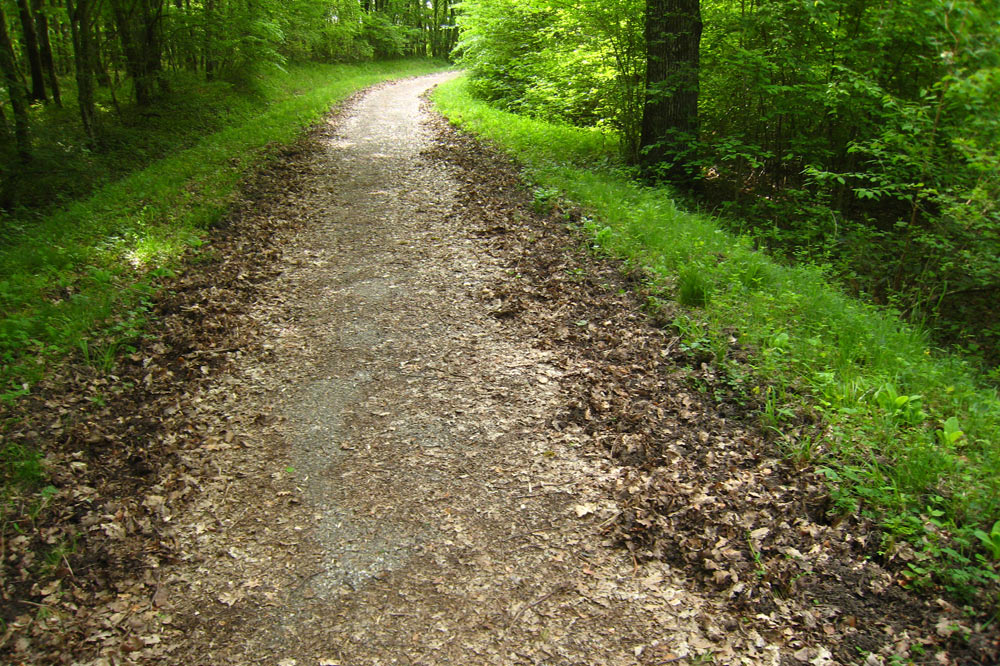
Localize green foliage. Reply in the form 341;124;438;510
454;0;1000;370
1;443;46;488
433;75;1000;603
455;0;645;159
975;521;1000;561
677;265;711;308
0;59;450;398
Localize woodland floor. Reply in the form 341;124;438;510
2;73;998;665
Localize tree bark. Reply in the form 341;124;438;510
640;0;702;183
203;0;216;79
110;0;164;105
0;4;31;159
66;0;97;143
14;0;47;101
32;0;61;105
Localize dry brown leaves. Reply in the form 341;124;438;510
425;114;999;665
0;133;322;664
2;81;997;664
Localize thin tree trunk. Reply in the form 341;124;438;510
0;4;31;159
203;0;215;79
93;22;112;87
639;0;702;183
14;0;47;101
32;0;61;105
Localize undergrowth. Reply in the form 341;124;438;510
432;75;1000;608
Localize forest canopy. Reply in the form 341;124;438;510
455;0;1000;369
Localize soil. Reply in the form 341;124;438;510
1;73;998;665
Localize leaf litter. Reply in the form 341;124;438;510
0;73;995;665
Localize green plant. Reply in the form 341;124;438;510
532;186;561;216
874;383;927;426
937;417;966;448
1;444;46;488
975;521;1000;560
677;265;711;308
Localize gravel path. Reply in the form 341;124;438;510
149;72;777;664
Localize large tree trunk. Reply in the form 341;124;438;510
66;0;97;143
0;4;31;159
14;0;47;101
639;0;702;183
32;0;61;106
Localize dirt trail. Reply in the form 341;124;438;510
135;72;776;664
12;72;988;666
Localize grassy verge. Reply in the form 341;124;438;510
0;59;450;404
432;76;1000;605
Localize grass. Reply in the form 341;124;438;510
0;59;451;405
432;75;1000;604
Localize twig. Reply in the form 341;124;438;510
597;511;621;530
507;583;570;627
184;347;241;358
15;599;52;608
500;584;572;664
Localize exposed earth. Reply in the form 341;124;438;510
2;73;997;665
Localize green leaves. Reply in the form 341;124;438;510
874;383;927;426
935;417;965;448
974;521;1000;561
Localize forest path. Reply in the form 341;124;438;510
150;72;773;664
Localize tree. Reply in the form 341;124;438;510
0;1;31;158
66;0;97;142
110;0;164;105
14;0;47;101
32;0;61;105
639;0;702;183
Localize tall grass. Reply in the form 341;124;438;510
0;59;450;401
432;76;1000;601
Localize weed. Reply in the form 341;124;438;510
975;521;1000;560
1;444;46;488
677;265;711;307
42;532;79;575
532;186;560;216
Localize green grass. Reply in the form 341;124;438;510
432;75;1000;604
0;59;450;402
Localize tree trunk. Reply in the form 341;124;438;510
110;0;164;105
14;0;47;101
66;0;97;143
0;4;31;159
639;0;702;183
203;0;216;79
32;0;61;105
93;22;112;87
